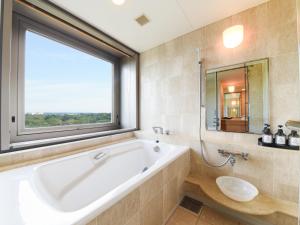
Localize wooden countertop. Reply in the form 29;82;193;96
185;175;298;218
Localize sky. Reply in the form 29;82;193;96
25;30;113;114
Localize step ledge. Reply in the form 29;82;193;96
185;175;298;218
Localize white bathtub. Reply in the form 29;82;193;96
0;139;189;225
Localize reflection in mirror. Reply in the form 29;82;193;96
206;72;217;130
205;59;269;134
218;68;247;132
224;93;241;118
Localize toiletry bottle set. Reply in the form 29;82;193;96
261;124;300;147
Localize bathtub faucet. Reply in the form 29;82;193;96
152;126;164;134
152;126;170;135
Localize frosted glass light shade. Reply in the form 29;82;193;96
223;25;244;48
112;0;126;5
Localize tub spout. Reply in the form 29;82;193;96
152;126;164;134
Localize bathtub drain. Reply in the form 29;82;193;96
142;167;148;173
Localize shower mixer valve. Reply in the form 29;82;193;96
218;149;249;166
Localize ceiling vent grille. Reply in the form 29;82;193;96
135;15;150;26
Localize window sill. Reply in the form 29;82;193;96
7;128;137;152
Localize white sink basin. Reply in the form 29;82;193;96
216;176;259;202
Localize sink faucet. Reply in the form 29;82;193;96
152;126;164;134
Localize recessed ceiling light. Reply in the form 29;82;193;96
112;0;126;6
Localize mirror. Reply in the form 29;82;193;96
205;59;269;134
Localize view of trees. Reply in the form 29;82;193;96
25;113;111;128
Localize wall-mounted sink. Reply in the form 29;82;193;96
216;176;259;202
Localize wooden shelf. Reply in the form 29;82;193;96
185;175;298;218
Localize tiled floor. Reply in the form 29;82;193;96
166;206;246;225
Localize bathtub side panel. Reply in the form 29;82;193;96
85;150;190;225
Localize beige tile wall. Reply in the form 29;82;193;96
139;0;300;224
140;0;300;139
86;151;190;225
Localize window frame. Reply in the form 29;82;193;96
10;13;121;143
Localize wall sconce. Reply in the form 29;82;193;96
112;0;126;5
223;25;244;48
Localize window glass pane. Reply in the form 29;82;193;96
24;31;113;128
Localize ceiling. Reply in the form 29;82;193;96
50;0;268;53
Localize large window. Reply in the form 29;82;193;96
10;15;121;143
24;31;113;128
